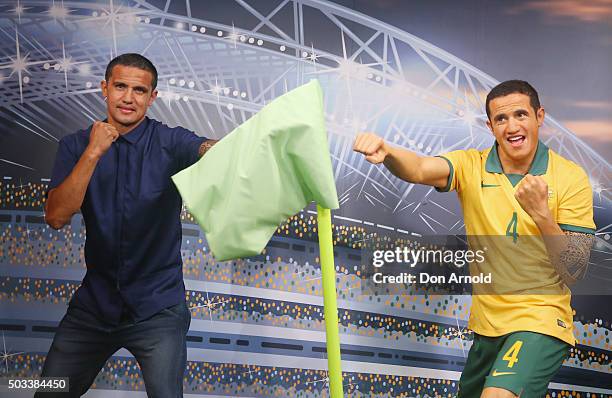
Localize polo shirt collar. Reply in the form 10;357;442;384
119;117;149;144
485;139;549;175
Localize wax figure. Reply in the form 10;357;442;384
353;80;595;398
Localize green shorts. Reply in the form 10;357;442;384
458;331;570;398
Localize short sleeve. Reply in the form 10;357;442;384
171;127;208;170
47;135;79;196
557;166;596;234
435;150;473;193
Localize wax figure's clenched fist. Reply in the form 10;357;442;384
86;121;119;158
353;132;389;164
515;174;551;221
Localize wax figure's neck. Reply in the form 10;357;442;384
496;142;538;175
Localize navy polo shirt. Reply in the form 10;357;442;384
48;117;206;325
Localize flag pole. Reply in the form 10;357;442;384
316;204;344;397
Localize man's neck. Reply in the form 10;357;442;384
108;116;145;136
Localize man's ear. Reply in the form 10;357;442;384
486;119;493;133
536;107;545;127
101;80;108;98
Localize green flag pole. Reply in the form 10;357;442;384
316;204;344;398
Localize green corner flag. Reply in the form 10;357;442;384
172;79;344;397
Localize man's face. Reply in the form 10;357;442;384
486;93;544;165
101;65;157;131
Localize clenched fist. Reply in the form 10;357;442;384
514;174;551;222
353;132;388;164
86;121;119;159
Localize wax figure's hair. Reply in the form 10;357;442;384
486;80;541;120
104;53;158;90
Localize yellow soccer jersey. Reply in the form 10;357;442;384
437;141;596;345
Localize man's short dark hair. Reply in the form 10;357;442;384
485;80;541;120
105;53;158;90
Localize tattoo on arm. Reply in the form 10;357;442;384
198;139;218;157
558;231;594;283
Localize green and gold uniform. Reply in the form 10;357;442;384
437;141;596;397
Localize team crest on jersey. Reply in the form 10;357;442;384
557;319;567;328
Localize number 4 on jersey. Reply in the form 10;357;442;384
506;212;519;243
502;340;523;368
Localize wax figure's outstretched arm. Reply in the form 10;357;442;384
45;121;119;230
353;132;450;189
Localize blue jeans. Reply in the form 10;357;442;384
35;301;191;397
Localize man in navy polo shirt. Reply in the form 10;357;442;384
37;53;216;397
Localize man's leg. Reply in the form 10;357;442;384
35;305;119;398
481;331;570;398
119;301;191;398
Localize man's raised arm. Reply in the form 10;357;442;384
45;121;118;229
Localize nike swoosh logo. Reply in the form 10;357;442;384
481;183;500;188
491;370;516;377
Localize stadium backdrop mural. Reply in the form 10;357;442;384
0;0;611;396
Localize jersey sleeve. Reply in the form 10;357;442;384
435;149;474;193
47;135;79;196
557;166;596;234
171;127;208;170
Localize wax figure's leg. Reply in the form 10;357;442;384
120;301;191;398
458;334;505;398
35;305;119;397
481;387;518;398
482;331;569;398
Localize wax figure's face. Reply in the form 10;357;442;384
101;65;157;131
486;92;544;166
